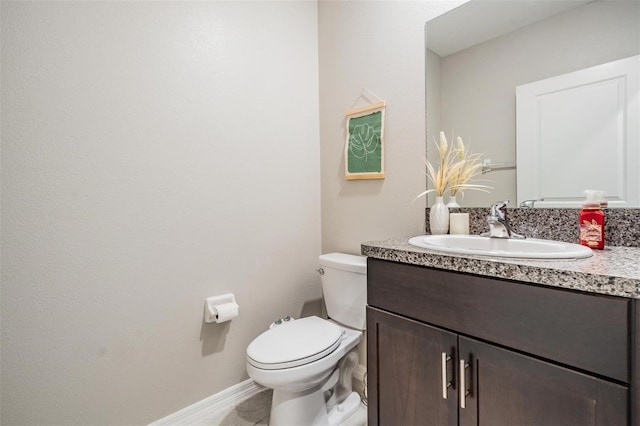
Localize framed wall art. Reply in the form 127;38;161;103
344;101;386;180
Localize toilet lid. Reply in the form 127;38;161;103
247;316;344;370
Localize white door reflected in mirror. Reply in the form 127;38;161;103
516;55;639;208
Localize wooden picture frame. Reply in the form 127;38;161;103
344;101;385;180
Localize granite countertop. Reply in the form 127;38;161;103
361;236;640;299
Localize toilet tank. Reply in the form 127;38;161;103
318;253;367;330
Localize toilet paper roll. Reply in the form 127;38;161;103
212;302;239;323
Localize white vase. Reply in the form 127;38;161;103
447;192;461;208
429;196;450;235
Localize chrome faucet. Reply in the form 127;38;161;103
483;200;525;239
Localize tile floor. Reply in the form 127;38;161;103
211;388;368;426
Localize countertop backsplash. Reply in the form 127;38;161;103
426;207;640;248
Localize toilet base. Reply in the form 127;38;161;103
327;392;361;425
270;388;361;426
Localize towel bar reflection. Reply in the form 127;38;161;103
482;159;516;174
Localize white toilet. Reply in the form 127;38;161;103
246;253;367;426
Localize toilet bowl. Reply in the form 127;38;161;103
246;253;367;426
247;317;362;425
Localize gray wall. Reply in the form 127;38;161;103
318;0;464;254
1;1;321;424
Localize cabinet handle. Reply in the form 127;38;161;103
459;360;470;408
441;352;452;399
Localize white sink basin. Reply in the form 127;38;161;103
408;235;593;259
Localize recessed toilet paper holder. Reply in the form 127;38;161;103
204;293;239;324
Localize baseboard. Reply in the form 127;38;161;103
150;379;264;426
151;365;367;425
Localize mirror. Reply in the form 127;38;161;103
426;0;640;207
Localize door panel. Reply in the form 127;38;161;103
516;55;639;208
459;336;628;426
367;307;458;426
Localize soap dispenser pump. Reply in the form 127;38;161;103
579;190;605;249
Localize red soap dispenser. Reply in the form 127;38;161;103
579;190;605;249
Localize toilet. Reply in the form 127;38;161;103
246;253;367;426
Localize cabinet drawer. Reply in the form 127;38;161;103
367;258;630;383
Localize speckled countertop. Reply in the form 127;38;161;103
361;236;640;299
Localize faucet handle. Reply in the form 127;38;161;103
487;200;526;239
490;200;510;219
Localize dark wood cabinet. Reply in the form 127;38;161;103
367;258;638;426
367;307;457;426
458;336;627;425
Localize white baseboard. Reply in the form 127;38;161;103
150;365;367;426
150;378;264;426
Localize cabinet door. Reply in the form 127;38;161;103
458;336;628;426
367;306;457;426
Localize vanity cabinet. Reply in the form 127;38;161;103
366;258;638;426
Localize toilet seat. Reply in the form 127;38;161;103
247;316;344;370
